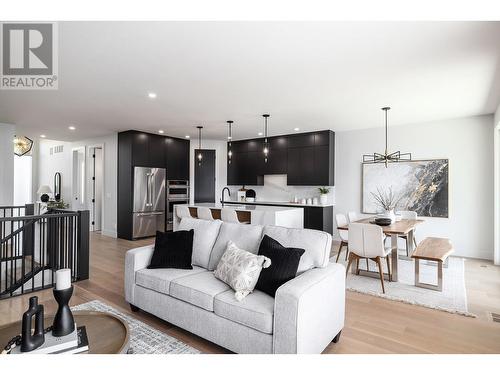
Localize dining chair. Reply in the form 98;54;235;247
176;205;192;219
335;213;349;262
221;208;248;223
398;210;418;256
347;211;359;223
197;207;215;221
346;223;392;293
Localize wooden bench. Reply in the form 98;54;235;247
411;237;454;292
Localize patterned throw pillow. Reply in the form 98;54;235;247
214;241;271;301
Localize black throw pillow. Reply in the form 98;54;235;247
255;235;305;297
147;230;194;269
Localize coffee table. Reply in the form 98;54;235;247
0;310;130;354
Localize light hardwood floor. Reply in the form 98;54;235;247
1;233;500;354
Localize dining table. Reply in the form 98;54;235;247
337;217;425;282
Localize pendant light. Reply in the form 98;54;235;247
363;107;411;167
262;114;270;163
197;126;203;166
227;120;234;165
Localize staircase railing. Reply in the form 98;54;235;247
0;206;89;299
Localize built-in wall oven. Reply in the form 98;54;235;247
166;180;189;231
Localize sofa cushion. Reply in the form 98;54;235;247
262;226;332;273
148;230;194;270
177;217;222;268
255;235;305;297
214;241;271;301
169;271;230;311
208;222;264;270
135;266;206;295
214;290;275;334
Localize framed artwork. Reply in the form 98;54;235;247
362;159;449;218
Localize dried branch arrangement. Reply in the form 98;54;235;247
370;186;403;211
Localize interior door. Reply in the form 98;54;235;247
194;149;216;203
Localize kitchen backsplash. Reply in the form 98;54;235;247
228;175;335;204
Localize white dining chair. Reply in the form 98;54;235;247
197;207;215;221
347;211;359;223
335;213;349;262
398;210;418;255
176;206;192;219
347;223;392;293
221;208;249;224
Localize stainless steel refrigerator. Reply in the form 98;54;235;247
132;167;166;238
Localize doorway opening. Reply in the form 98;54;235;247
89;146;103;232
72;147;86;211
194;149;216;203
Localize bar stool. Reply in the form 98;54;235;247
197;207;215;221
176;206;192;219
221;208;249;224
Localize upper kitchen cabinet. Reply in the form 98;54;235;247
165;137;190;180
226;130;334;186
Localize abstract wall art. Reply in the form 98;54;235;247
362;159;449;218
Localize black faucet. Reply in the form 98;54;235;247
221;187;231;207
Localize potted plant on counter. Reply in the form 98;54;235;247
318;187;330;205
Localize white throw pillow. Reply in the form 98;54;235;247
214;241;271;301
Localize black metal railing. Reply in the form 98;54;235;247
0;207;89;299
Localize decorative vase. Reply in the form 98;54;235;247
320;194;328;205
52;286;75;337
21;296;45;352
380;209;396;223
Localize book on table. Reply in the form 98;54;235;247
11;325;89;354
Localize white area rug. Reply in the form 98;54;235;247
73;300;200;354
336;254;474;317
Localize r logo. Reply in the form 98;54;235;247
2;23;53;75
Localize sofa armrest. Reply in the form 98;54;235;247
124;245;154;303
273;262;345;353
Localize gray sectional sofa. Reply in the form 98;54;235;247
125;217;345;354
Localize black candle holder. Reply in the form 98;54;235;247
52;285;75;337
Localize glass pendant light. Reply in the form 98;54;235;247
262;114;270;163
227;120;233;164
197;126;203;166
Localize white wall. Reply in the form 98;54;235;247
494;104;500;265
37;139;72;202
0;123;15;206
37;134;118;237
335;114;494;260
13;155;33;205
189;139;227;204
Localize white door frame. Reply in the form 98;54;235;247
87;143;105;232
494;122;500;265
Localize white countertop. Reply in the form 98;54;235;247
175;202;303;212
224;200;335;208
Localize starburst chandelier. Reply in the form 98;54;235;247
363;107;411;167
13;135;33;156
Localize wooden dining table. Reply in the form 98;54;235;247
337;217;424;282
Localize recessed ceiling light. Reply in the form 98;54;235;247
258;132;263;136
68;125;76;130
185;135;190;139
158;130;164;134
148;92;157;99
40;135;46;138
294;127;300;131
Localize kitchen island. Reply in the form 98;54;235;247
172;203;303;230
224;200;334;234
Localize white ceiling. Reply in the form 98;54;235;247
1;21;500;142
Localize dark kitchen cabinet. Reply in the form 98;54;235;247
226;130;334;187
166;137;190;180
304;206;333;234
149;134;165;167
118;130;190;240
131;132;150;167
